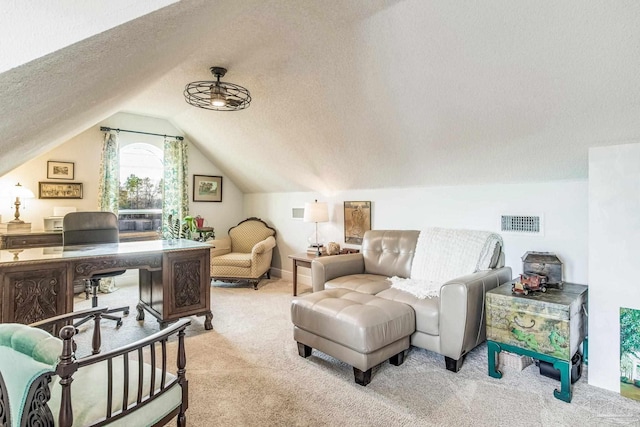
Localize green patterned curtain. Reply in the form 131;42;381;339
98;132;120;214
162;137;189;236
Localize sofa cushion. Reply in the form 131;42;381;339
210;252;252;268
325;274;391;295
291;288;415;354
48;355;181;427
377;288;440;336
362;230;419;278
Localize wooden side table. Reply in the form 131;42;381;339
486;281;588;403
287;253;318;296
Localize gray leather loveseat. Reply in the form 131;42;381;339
291;229;511;384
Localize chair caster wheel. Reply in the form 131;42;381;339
116;320;123;327
124;310;130;316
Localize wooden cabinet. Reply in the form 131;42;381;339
0;231;63;249
486;281;588;402
486;282;587;360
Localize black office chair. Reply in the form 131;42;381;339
63;211;130;327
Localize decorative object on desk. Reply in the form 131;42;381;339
193;174;222;202
0;182;35;233
326;241;341;255
46;160;74;180
194;215;205;228
344;201;371;245
521;251;563;288
38;182;83;199
184;66;251;111
304;199;329;256
620;306;640;401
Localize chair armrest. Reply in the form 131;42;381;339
208;236;231;257
252;236;276;255
311;254;365;292
439;267;512;360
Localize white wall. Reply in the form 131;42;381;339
588;142;640;392
0;112;244;238
244;180;588;287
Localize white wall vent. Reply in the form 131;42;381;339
500;214;543;235
292;207;305;220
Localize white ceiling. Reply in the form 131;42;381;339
2;0;640;194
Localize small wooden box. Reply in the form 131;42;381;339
486;282;587;361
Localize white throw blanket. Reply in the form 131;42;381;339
390;228;503;299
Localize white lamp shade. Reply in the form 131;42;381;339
303;201;329;223
11;183;34;199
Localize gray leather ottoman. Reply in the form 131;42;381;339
291;288;416;385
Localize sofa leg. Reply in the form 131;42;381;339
252;280;259;290
445;355;465;372
297;342;312;358
389;350;405;366
266;270;271;279
353;367;372;386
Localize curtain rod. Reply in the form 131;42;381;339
100;126;184;141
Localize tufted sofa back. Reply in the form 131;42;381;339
362;230;420;278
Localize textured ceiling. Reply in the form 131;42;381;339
2;0;640;194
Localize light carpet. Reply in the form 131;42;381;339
74;277;640;426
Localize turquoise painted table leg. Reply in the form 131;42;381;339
487;340;503;379
487;341;575;403
552;359;572;403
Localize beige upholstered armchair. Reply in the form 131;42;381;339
209;217;276;289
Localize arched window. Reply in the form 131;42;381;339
119;143;163;232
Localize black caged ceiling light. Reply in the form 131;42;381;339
184;66;251;111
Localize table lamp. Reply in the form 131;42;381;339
10;182;34;223
1;182;35;233
303;199;329;256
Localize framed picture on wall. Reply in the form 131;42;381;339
193;175;222;202
38;182;83;199
344;201;371;245
47;161;74;180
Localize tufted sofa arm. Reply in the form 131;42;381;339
438;266;512;360
311;254;365;292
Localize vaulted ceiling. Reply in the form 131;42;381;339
2;0;640;194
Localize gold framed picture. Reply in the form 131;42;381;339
193;175;222;202
38;182;83;199
344;201;371;245
47;161;74;180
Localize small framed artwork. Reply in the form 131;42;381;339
47;161;74;180
193;175;222;202
38;182;83;199
344;201;371;245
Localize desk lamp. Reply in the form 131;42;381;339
303;200;329;256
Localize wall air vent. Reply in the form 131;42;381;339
292;207;305;220
500;214;543;235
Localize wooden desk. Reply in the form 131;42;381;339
0;239;212;329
